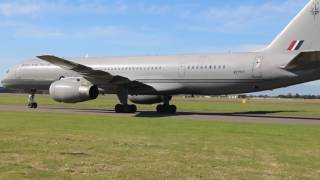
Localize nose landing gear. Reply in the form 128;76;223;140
28;102;38;109
27;89;38;109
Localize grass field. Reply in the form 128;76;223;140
0;94;319;179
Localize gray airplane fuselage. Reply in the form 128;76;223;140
2;52;317;95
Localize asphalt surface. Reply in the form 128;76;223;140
1;105;320;125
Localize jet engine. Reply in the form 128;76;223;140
129;95;163;105
49;78;99;103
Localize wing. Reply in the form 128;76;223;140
37;55;153;91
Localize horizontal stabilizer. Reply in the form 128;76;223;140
284;51;320;71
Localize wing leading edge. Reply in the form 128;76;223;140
37;55;154;91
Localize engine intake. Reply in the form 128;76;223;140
49;78;99;103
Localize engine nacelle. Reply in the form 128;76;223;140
129;95;163;105
49;78;99;103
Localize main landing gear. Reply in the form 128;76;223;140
156;96;177;114
114;88;176;114
27;89;38;109
115;87;137;113
156;104;176;114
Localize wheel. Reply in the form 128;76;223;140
115;104;123;113
156;105;176;114
169;105;176;114
32;103;38;109
115;104;137;113
130;104;137;113
156;105;164;113
123;105;137;113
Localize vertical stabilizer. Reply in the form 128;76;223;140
267;0;320;52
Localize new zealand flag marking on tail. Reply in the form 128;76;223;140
288;40;304;51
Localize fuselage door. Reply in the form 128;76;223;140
178;65;186;77
252;56;263;78
15;65;22;79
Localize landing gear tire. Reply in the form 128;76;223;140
115;104;137;113
28;103;38;109
156;105;177;114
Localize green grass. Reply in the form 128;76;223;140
0;111;319;179
0;94;320;179
1;94;320;117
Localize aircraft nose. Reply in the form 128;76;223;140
1;74;10;88
1;67;16;88
1;77;9;88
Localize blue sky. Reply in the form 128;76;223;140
1;0;318;95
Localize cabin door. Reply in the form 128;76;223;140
15;66;21;79
252;56;263;78
178;65;186;77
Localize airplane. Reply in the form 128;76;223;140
2;0;320;113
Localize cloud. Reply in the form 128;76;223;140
15;26;64;38
0;0;128;16
73;26;129;39
138;3;171;15
0;0;310;43
236;44;268;52
0;2;42;16
0;20;64;38
186;0;308;33
205;0;307;19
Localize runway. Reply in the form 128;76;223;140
0;105;320;125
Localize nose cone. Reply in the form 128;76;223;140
1;74;10;88
0;79;4;88
1;67;16;88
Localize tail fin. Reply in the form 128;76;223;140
267;0;320;52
